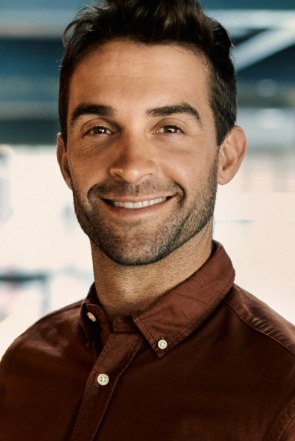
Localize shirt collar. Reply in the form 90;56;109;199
81;242;235;357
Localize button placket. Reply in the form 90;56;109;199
97;373;110;386
70;332;143;441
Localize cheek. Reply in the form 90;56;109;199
164;149;211;187
67;151;107;194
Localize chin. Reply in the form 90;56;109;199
97;246;171;267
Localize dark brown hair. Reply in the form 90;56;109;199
59;0;236;145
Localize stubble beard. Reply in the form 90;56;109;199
72;158;218;266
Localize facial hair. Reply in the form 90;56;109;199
71;156;218;266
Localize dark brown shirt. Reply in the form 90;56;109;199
0;243;294;441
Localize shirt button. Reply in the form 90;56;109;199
158;339;168;350
87;311;97;322
97;374;109;386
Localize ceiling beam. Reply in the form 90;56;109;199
234;27;295;71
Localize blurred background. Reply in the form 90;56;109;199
0;0;294;357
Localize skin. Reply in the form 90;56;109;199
57;40;246;318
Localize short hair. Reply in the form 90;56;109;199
59;0;236;145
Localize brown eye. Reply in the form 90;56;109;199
158;125;183;134
86;126;112;136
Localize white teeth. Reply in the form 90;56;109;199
113;197;167;209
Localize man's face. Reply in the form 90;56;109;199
61;40;220;265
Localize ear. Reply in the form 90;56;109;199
217;125;247;185
56;133;73;189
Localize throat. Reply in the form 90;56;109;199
98;268;166;317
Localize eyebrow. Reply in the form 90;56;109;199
70;104;115;125
70;102;201;125
146;103;201;123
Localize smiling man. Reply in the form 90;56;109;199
0;1;294;440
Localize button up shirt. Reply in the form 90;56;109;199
0;243;294;440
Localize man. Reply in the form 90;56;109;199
0;0;294;439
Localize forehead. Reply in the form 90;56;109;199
68;40;211;113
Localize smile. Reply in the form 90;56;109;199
107;197;168;209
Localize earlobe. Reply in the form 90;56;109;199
217;125;247;185
56;133;73;189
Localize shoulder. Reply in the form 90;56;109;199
225;284;295;356
0;300;85;370
16;299;83;343
223;286;295;439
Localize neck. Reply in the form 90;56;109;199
91;222;213;319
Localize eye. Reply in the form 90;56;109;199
84;126;112;136
158;125;183;134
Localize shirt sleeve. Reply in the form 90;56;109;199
279;413;295;441
270;400;295;441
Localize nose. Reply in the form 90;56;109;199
108;135;157;184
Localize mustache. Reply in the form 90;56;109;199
87;180;183;199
